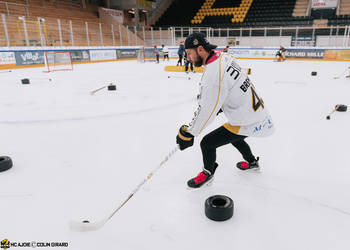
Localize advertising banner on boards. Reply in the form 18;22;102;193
0;52;16;64
15;51;45;65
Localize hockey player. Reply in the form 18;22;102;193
184;51;193;73
154;45;159;63
276;45;287;62
177;41;185;66
162;45;169;61
176;33;275;189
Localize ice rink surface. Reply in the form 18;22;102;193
0;58;349;249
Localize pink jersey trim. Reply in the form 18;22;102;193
206;51;221;65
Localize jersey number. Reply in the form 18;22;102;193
251;85;264;112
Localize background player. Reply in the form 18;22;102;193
276;45;287;62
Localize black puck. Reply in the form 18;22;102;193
326;115;330;120
335;104;347;112
21;78;30;84
108;85;116;91
0;156;13;172
82;220;90;223
205;195;234;221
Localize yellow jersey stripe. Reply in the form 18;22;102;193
223;123;241;134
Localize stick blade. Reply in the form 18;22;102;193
69;219;106;232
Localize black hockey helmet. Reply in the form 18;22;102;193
185;33;217;50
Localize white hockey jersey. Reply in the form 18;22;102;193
187;52;274;137
162;46;169;54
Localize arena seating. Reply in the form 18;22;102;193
155;0;206;27
0;0;140;46
328;15;350;25
154;0;314;28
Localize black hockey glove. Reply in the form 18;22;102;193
176;125;194;151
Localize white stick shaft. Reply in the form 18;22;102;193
70;145;179;232
328;108;336;116
107;146;179;220
90;85;107;95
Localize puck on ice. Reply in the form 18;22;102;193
205;195;234;221
82;220;90;223
21;78;30;84
326;115;330;120
0;156;13;172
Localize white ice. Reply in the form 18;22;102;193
0;58;349;250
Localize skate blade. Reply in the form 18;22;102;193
245;167;261;173
186;177;214;190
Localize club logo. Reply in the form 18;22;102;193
1;239;10;250
193;39;198;46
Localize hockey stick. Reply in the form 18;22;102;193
69;145;179;232
90;85;108;95
167;75;191;80
326;104;348;120
31;77;52;82
333;68;349;79
326;107;337;120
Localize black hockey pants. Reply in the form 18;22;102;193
200;126;256;174
185;61;193;72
